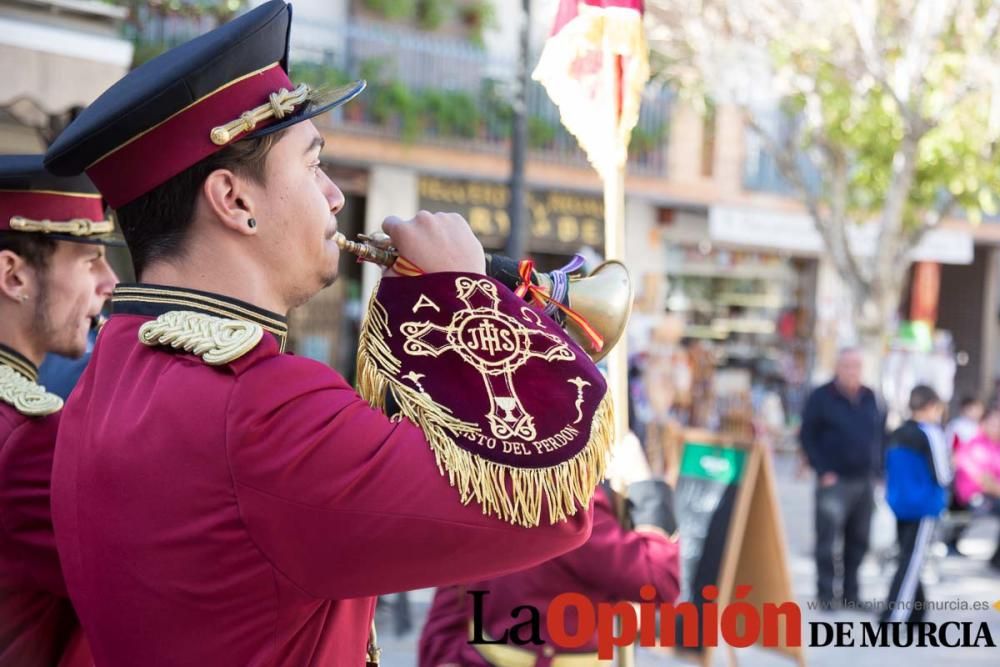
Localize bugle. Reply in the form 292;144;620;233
334;232;632;362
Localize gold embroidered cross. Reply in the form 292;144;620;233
400;277;577;441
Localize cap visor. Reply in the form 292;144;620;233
250;80;367;139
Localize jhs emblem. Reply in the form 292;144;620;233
401;277;577;440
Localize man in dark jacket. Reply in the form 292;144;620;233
800;348;884;608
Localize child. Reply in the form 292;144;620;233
882;385;951;623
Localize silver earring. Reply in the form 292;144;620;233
19;294;28;302
247;218;257;229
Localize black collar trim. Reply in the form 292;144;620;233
0;344;38;382
112;283;288;352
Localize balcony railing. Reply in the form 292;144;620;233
121;15;670;175
290;20;672;176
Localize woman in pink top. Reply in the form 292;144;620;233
954;409;1000;506
953;408;1000;569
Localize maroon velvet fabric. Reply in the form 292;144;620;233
376;274;607;469
51;278;595;666
419;488;681;665
0;404;91;666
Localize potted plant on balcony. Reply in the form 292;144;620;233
629;125;664;162
362;0;418;22
480;78;513;144
528;116;557;150
417;0;454;31
372;80;423;141
459;0;496;47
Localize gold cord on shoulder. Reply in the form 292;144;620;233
0;366;63;416
138;310;263;365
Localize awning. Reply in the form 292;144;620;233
709;205;974;265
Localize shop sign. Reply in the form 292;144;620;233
419;176;604;253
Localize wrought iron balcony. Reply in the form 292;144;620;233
289;20;672;176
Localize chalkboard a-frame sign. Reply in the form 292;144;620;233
668;430;806;667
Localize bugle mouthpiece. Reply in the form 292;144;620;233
333;232;398;267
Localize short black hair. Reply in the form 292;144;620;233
0;232;57;271
113;131;283;278
909;385;942;413
959;395;982;410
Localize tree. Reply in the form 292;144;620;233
646;0;1000;380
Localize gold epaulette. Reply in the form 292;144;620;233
0;366;63;416
138;310;264;365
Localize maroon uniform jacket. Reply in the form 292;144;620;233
419;486;680;666
50;283;594;666
0;345;90;667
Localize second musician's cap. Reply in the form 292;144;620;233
0;154;121;246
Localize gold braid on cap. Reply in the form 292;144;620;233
210;83;311;146
138;311;264;365
10;216;114;236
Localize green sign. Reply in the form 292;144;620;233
679;443;747;485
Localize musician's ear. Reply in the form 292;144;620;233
202;169;258;236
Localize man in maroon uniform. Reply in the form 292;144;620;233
43;2;614;665
0;155;118;666
420;432;681;665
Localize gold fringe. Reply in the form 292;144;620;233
356;290;615;527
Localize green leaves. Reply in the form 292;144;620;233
655;0;1000;230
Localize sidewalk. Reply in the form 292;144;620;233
378;452;1000;665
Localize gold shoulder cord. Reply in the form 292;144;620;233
138;311;263;365
0;366;63;416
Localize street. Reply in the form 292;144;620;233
378;451;1000;665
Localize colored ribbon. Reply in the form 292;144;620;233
390;255;425;277
514;257;604;353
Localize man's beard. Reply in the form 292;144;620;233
29;282;87;359
320;268;338;290
286;268;339;310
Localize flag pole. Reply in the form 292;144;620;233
531;2;646;662
605;162;635;667
602;22;635;661
603;164;629;451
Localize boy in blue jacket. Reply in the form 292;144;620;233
882;385;951;623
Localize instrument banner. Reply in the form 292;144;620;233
357;273;613;527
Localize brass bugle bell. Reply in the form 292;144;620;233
334;231;633;362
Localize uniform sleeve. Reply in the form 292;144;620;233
873;396;889;478
923;425;952;486
553;489;679;603
799;388;825;473
419;586;470;667
225;356;592;600
0;414;67;596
